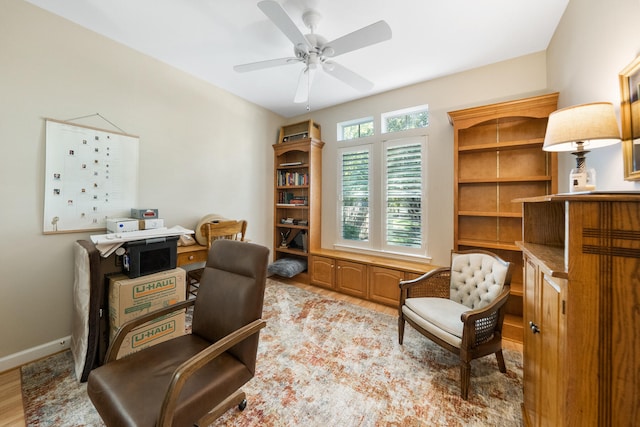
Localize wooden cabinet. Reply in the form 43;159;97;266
335;260;367;298
367;267;423;306
310;249;436;307
518;193;640;426
273;121;324;282
309;255;367;297
522;254;566;427
448;93;559;343
309;255;334;289
368;266;405;306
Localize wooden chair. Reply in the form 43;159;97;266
187;220;247;297
398;250;513;400
87;239;269;427
201;219;247;248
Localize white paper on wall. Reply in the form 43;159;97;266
43;119;139;233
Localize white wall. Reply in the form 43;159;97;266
547;0;640;191
0;0;281;361
290;52;549;267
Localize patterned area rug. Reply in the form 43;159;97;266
22;279;523;426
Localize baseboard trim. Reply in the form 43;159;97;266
0;336;71;373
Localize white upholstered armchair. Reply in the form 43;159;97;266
398;250;513;400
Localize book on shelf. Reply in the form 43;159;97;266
277;171;309;186
289;196;308;206
279;161;303;167
278;191;294;204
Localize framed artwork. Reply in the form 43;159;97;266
43;119;139;233
619;54;640;181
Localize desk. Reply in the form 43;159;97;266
72;240;208;382
177;244;208;266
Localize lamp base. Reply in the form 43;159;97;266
569;166;596;192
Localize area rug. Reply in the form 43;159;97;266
22;279;523;426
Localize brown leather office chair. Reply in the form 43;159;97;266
87;239;269;427
187;219;247;298
398;250;513;400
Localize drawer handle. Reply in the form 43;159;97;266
528;321;540;334
189;255;194;260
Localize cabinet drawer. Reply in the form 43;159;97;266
176;245;208;266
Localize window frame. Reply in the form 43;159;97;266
381;105;429;134
381;137;428;257
336;144;375;250
336;136;428;259
337;116;375;141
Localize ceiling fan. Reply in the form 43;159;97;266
234;0;392;103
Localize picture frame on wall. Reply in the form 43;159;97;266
619;54;640;181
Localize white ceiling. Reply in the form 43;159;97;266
24;0;569;118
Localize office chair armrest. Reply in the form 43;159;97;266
460;286;510;348
157;319;267;427
105;299;195;363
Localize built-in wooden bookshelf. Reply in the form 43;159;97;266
447;93;559;343
273;120;324;282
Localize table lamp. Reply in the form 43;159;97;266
543;102;621;192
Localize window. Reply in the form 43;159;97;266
337;136;427;257
381;105;429;134
337;117;374;141
338;147;371;242
384;141;423;250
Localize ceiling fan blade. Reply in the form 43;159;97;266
234;57;299;73
323;61;374;92
258;0;312;52
294;66;316;103
324;20;392;57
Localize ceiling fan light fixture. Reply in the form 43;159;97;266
322;61;336;72
322;46;335;57
308;52;319;67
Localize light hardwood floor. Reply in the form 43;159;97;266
0;368;25;427
0;280;522;426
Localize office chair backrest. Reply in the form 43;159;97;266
192;238;269;373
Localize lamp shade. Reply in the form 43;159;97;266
543;102;621;152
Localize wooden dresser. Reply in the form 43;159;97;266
517;193;640;426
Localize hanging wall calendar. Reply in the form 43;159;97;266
43;118;139;234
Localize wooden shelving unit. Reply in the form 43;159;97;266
272;120;324;282
447;93;559;343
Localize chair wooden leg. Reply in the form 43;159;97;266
197;389;246;426
495;350;507;373
460;362;471;400
398;316;405;345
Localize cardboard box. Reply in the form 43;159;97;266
138;218;164;230
131;208;159;219
109;268;186;327
106;217;139;233
109;268;186;358
110;312;185;359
